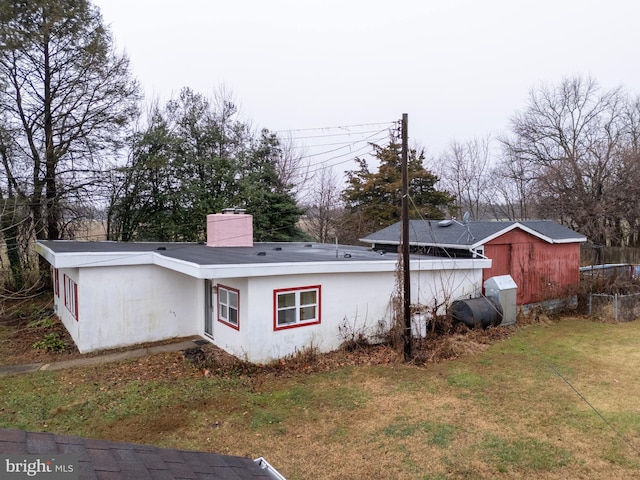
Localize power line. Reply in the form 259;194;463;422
532;347;640;457
273;121;396;135
279;128;391;141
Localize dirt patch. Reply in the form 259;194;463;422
94;404;191;444
186;322;520;382
0;294;81;365
0;294;199;368
0;293;560;378
57;351;202;387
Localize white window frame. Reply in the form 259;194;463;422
217;284;239;330
54;268;60;297
274;285;321;331
63;274;78;320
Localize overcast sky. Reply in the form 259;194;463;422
93;0;640;163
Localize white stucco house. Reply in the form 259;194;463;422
36;211;491;363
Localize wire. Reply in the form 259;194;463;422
405;193;486;308
286;126;391;162
400;201;640;455
273;121;396;134
274;122;397;178
280;128;391;141
532;347;640;457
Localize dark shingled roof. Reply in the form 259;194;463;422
0;428;281;479
360;220;587;248
37;241;396;266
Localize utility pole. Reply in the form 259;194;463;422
401;113;412;361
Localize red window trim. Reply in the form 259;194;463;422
54;269;60;297
217;284;240;331
273;285;321;331
63;274;78;321
74;282;79;322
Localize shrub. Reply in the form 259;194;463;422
32;332;66;352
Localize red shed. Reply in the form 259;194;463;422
361;220;587;307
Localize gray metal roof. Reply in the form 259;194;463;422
360;220;587;249
0;428;281;479
37;240;397;266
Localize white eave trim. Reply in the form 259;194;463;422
361;222;587;248
360;239;484;251
511;222;587;244
154;254;491;279
37;242;491;279
35;243;157;269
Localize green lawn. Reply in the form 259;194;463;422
2;317;640;479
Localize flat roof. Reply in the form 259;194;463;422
38;241;398;265
37;240;491;279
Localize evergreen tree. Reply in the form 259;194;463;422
341;138;453;241
238;131;306;242
108;89;305;242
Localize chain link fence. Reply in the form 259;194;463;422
589;292;640;321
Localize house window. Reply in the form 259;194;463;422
54;269;60;297
63;274;78;321
274;285;321;330
217;285;239;330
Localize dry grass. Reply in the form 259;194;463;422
2;308;640;479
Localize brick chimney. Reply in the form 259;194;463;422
206;208;253;247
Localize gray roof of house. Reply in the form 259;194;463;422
0;428;280;479
37;240;399;266
360;220;587;249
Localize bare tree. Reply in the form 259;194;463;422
0;0;140;249
272;133;312;202
501;75;630;244
487;143;537;220
437;135;493;220
303;166;342;243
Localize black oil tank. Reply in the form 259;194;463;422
451;297;503;328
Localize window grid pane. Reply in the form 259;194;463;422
299;306;316;321
275;287;320;329
278;293;296;308
218;286;239;327
300;290;316;305
278;308;296;325
229;291;238;309
229;308;238;325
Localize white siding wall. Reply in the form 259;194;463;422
204;278;249;359
53;259;485;360
53;268;80;342
61;265;200;353
218;266;483;363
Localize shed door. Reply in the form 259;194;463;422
204;280;215;338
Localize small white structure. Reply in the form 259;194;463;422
36;211;491;363
484;275;518;326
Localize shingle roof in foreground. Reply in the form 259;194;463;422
0;428;282;479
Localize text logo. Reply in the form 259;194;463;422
1;455;77;479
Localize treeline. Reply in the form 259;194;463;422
2;0;640;292
0;1;310;290
107;88;305;243
432;76;640;249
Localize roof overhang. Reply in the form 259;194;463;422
36;242;491;279
360;221;587;249
493;222;587;245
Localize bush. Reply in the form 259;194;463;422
32;332;66;352
27;317;56;329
